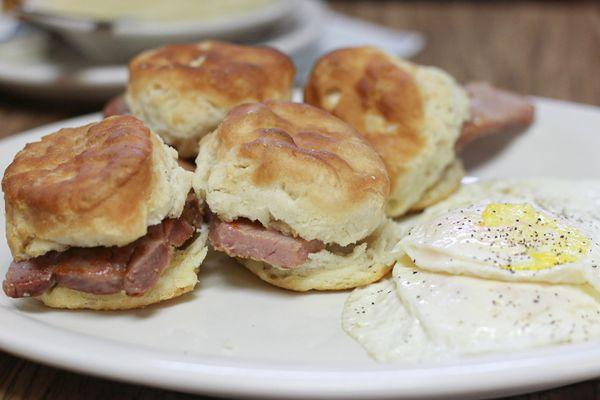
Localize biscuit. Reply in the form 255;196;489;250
194;101;390;246
305;47;470;217
410;159;465;212
126;41;296;157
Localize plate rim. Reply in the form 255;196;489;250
1;288;600;399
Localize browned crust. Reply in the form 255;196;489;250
2;116;154;260
304;47;425;195
128;41;296;107
215;101;390;213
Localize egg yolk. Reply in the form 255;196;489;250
481;203;590;271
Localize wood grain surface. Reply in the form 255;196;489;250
0;1;599;399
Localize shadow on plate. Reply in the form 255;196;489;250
196;250;311;298
13;288;201;318
460;128;525;171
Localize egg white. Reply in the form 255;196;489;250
418;179;600;224
394;259;600;353
342;258;600;363
342;278;443;363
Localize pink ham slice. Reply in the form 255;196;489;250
53;246;133;295
2;256;56;298
209;216;325;269
122;210;200;296
457;82;534;150
103;95;130;117
124;225;173;296
3;196;202;298
163;218;195;248
177;158;195;172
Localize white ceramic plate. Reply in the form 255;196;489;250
0;98;599;399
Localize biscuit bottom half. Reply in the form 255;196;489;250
239;219;405;291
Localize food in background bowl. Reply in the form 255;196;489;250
29;0;279;23
17;0;295;62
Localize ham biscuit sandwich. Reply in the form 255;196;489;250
304;47;534;217
2;116;208;309
106;41;295;158
193;101;404;291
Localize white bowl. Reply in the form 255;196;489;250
0;1;326;102
17;0;297;62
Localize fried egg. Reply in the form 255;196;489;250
342;179;600;362
401;202;600;289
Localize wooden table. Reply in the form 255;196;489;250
0;1;599;399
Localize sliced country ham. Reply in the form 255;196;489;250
103;95;130;118
458;82;534;150
53;246;132;295
163;218;194;248
209;216;325;269
2;256;55;298
3;195;202;298
177;158;195;172
124;226;173;296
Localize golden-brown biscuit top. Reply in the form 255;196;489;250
2;116;166;260
304;47;470;218
304;47;425;193
128;41;296;107
220;101;389;207
3;115;152;215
